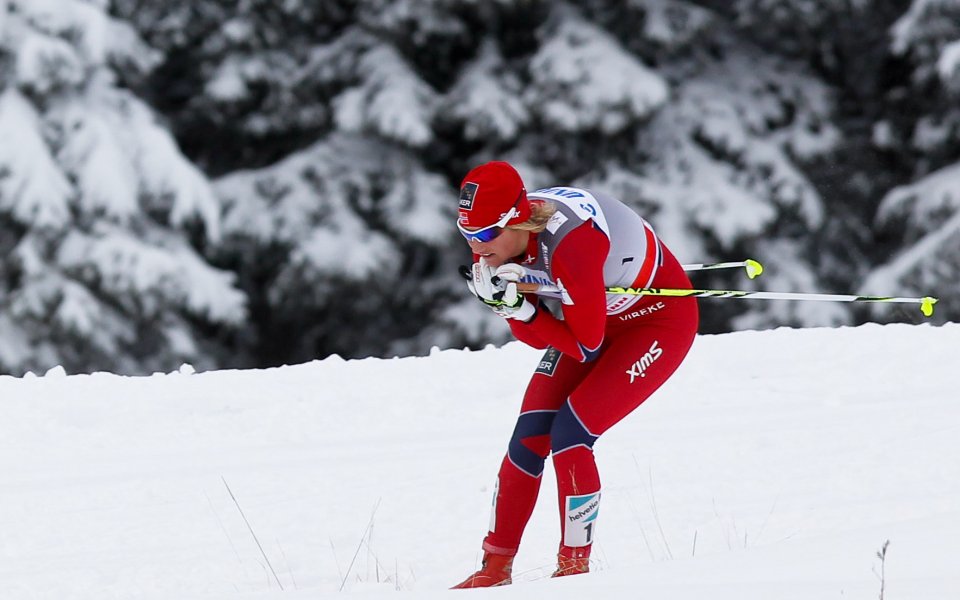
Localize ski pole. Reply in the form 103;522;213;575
681;258;763;279
515;283;939;318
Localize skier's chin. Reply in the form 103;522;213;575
479;253;504;268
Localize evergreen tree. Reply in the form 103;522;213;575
214;133;452;365
120;0;870;365
0;0;245;375
860;0;960;321
456;2;848;330
42;0;947;371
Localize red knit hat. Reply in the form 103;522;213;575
457;161;531;229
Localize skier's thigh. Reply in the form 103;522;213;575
518;347;595;413
569;323;693;435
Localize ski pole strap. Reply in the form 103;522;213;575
515;283;939;317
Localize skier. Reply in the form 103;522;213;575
452;161;699;588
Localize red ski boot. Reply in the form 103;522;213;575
451;552;514;588
552;545;590;578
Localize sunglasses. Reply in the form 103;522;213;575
457;191;523;243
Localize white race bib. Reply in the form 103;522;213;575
563;492;600;547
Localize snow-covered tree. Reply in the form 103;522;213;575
0;0;245;375
107;1;483;362
444;2;847;330
109;0;361;175
214;133;451;364
861;163;960;321
890;0;960;91
860;0;960;322
98;0;952;368
584;31;846;328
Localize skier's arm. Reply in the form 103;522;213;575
507;313;550;349
508;223;609;361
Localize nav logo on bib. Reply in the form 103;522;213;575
627;340;663;383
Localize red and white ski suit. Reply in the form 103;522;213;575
480;187;699;557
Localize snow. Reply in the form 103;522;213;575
205;58;250;102
54;225;246;325
876;161;960;237
527;12;669;134
122;93;223;241
937;39;960;87
444;40;530;142
216;133;451;270
0;90;71;229
53;102;142;221
911;115;954;152
1;322;958;599
334;43;439;148
889;0;949;56
356;0;466;45
861;160;960;310
12;0;157;71
15;29;85;94
635;0;713;50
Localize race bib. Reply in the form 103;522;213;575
563;492;600;547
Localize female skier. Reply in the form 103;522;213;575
452;161;699;588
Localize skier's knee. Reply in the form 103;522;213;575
550;402;598;454
507;410;555;477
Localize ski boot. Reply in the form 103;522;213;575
451;552;514;588
552;545;590;578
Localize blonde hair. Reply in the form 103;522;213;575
507;200;558;233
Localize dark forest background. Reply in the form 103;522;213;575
1;0;957;375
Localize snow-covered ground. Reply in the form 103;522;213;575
1;323;958;600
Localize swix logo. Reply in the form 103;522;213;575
626;340;663;383
619;302;666;321
567;497;600;522
541;242;550;270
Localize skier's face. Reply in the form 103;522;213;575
467;227;529;268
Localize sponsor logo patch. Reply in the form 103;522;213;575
618;301;667;321
540;242;551;271
545;211;568;234
459;181;478;210
535;348;561;377
627;340;664;383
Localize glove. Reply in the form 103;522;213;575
460;261;537;322
490;263;533;316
